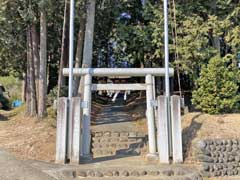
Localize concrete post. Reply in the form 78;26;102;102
67;0;75;160
71;97;81;164
56;98;68;164
157;96;169;164
68;0;75;100
82;74;92;157
145;74;157;157
67;100;73;160
152;76;156;100
163;0;172;158
171;95;183;163
163;0;170;98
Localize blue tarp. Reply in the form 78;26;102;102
12;100;23;108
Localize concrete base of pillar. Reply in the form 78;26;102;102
80;154;93;163
146;153;159;162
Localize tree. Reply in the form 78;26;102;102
0;0;26;77
57;0;69;98
78;0;96;97
38;1;47;118
26;25;38;116
73;0;86;96
31;24;40;98
1;0;240;117
192;55;240;114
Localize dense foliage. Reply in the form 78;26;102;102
0;94;9;110
192;55;240;114
0;0;239;114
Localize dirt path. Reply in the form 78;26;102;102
0;109;56;162
92;99;145;133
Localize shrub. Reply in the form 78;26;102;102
0;76;22;104
0;94;10;110
192;55;240;114
46;107;57;128
47;86;68;107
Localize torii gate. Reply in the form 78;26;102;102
56;0;183;165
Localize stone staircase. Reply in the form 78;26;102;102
91;131;148;158
91;97;148;158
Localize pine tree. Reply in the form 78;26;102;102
192;55;240;114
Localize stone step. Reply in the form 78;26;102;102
92;141;143;148
92;137;144;143
91;131;148;158
62;167;202;180
93;132;146;138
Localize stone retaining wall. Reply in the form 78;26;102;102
198;139;240;177
91;131;148;158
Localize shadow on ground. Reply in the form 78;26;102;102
92;98;134;125
82;154;139;164
0;114;9;121
92;113;132;125
182;113;203;161
86;138;147;164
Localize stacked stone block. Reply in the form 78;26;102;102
91;131;147;158
62;168;202;180
198;139;240;177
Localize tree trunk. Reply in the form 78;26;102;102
171;0;182;96
73;6;86;96
78;0;96;97
26;26;38;117
38;11;47;119
26;28;31;115
57;0;70;98
30;26;38;116
31;25;40;103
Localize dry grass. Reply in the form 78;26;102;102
0;107;56;162
182;113;240;139
182;112;240;165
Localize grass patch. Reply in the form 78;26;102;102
45;107;57;128
0;76;22;103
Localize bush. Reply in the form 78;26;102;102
0;94;10;110
47;86;68;107
46;107;57;128
192;55;240;114
0;76;22;104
